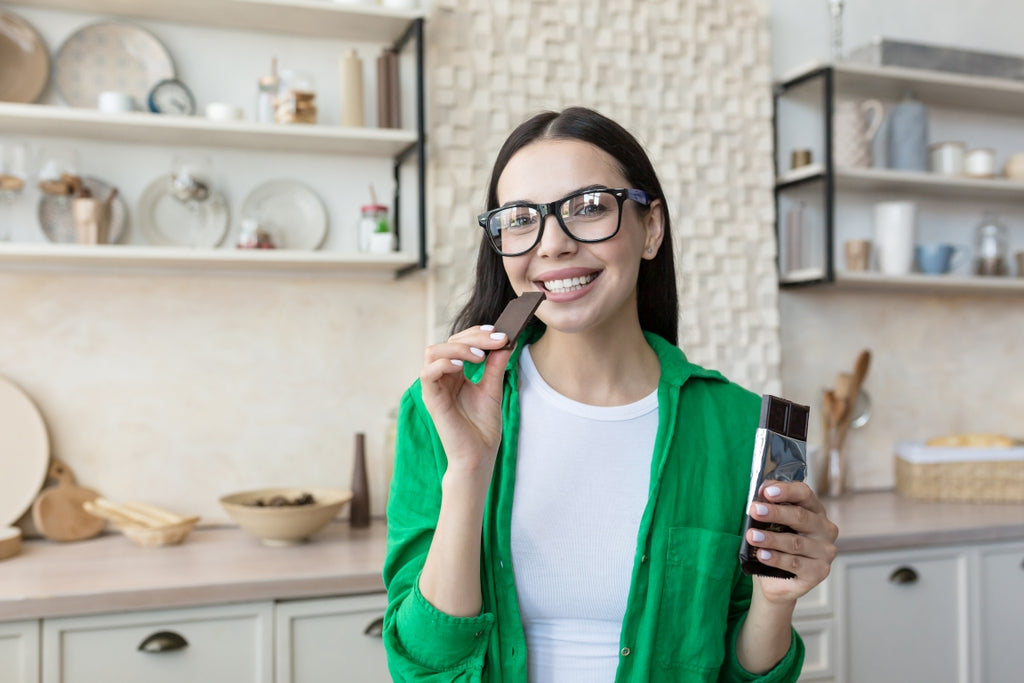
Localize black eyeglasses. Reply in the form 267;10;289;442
477;187;651;257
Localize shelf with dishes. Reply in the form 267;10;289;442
833;271;1024;294
776;164;1024;201
0;102;418;156
6;0;423;42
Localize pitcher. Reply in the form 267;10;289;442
833;99;884;168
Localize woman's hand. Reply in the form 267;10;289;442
420;325;513;478
744;482;839;604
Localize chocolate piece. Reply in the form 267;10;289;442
492;291;546;349
760;395;809;441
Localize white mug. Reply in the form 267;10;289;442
97;91;134;113
964;148;995;178
929;141;965;176
874;201;916;275
205;102;244;122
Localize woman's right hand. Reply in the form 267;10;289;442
420;325;512;477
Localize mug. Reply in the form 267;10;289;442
874;201;916;275
205;102;244;122
915;243;967;275
928;141;964;176
791;148;813;170
964;148;995;178
72;197;112;244
844;239;872;272
97;91;134;113
833;99;884;168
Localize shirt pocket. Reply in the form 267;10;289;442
658;526;741;672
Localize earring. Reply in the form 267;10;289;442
646;247;654;254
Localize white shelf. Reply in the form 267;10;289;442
0;242;418;274
776;165;1024;201
7;0;423;42
834;271;1024;294
0;103;417;156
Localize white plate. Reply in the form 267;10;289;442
241;180;328;250
0;375;50;527
54;22;175;109
137;174;230;248
38;176;129;244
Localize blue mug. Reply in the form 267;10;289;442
915;243;966;275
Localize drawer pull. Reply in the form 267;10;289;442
888;566;919;585
364;616;384;638
138;630;189;653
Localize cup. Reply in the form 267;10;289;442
964;148;996;178
874;201;916;275
844;239;872;271
790;148;813;170
72;197;112;244
928;141;964;176
915;243;966;275
205;102;244;122
97;91;134;113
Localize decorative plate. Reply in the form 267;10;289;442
136;174;230;248
240;180;328;250
0;374;50;527
38;176;129;244
0;10;49;103
54;22;175;109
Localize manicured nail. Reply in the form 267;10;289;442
451;359;464;367
755;504;769;516
480;325;495;331
751;530;766;542
489;332;507;341
759;549;773;560
470;347;485;358
765;485;782;497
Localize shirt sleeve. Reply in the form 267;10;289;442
381;383;497;682
719;572;805;682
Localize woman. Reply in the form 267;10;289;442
383;107;838;682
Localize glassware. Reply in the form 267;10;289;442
0;139;30;241
275;69;317;124
973;211;1009;276
169;155;216;248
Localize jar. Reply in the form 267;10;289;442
358;204;391;253
973;211;1009;276
275;69;317;124
255;74;278;123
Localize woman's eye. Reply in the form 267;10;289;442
505;211;537;230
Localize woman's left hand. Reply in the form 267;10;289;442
745;482;839;603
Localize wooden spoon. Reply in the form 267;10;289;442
31;459;103;542
836;350;871;450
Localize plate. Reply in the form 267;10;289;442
241;180;328;250
0;10;49;103
137;174;230;248
0;375;50;527
54;22;175;109
38;176;129;244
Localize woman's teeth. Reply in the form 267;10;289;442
543;274;596;293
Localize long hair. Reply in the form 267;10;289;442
450;107;679;345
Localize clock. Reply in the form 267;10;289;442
147;79;196;116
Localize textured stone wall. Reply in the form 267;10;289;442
425;0;780;391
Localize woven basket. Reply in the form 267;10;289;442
895;441;1024;503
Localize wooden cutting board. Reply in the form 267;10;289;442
31;459;103;542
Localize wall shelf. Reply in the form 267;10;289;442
834;271;1024;295
776;164;1024;201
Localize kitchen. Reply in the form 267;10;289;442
1;0;1023;681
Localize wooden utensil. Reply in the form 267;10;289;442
836;350;871;451
31;459;103;542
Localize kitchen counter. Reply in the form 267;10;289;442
0;520;387;621
4;491;1024;622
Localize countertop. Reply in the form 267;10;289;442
3;491;1024;622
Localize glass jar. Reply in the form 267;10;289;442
275;69;317;124
358;203;391;253
973;211;1009;276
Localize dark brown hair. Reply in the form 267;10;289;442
450;107;678;345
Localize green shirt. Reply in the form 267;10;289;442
383;329;804;682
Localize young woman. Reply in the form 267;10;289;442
383;107;838;682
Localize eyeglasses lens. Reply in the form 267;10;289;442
488;190;620;256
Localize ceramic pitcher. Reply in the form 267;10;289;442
887;93;929;171
833;99;884;168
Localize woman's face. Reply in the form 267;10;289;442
496;139;663;338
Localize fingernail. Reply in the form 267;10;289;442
489;332;507;341
470;347;485;358
480;325;495;331
751;530;765;542
759;549;773;560
450;359;464;367
765;485;782;497
755;504;769;516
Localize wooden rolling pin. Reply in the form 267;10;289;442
84;498;199;529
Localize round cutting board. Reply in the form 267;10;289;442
0;375;50;527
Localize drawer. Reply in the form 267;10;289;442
42;602;273;683
793;617;833;681
0;620;40;683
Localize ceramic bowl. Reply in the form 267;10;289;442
219;487;352;546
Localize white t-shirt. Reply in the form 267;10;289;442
510;346;658;682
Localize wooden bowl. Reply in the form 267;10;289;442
119;518;199;547
219;487;352;546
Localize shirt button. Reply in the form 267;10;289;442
640;554;647;564
621;647;631;657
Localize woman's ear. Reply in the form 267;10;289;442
642;198;665;259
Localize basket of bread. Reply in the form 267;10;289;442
895;434;1024;503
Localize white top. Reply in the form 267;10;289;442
510;346;658;682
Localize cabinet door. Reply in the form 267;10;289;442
840;548;967;683
41;602;273;683
977;543;1024;683
0;620;40;683
276;593;389;683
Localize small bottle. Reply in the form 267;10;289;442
238;218;260;249
340;49;364;127
358;203;390;252
350;433;370;529
255;58;279;124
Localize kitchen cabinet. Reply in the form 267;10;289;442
0;619;40;683
974;542;1024;682
772;61;1024;292
792;577;835;681
275;593;389;683
0;0;427;276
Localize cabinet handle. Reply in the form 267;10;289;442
888;566;919;585
138;630;189;652
364;616;384;638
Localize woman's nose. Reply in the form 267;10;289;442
535;213;576;257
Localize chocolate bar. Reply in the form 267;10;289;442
492;291;545;349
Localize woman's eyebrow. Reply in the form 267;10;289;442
498;184;610;208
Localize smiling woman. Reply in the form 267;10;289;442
382;107;838;682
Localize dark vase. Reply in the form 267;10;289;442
350;433;370;528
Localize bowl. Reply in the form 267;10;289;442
219;487;352;546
